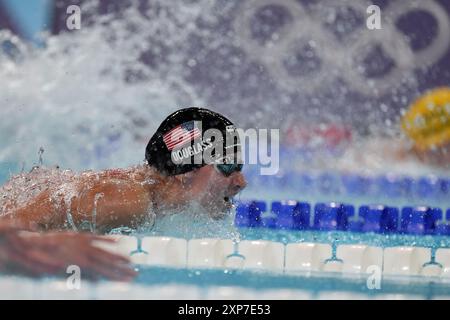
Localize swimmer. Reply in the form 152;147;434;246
0;220;136;280
401;87;450;167
338;87;450;172
0;108;247;232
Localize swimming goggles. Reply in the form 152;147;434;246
214;163;243;177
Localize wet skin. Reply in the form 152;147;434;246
0;220;137;281
0;164;246;279
0;164;247;232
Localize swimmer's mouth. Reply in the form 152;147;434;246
223;196;233;208
210;197;234;219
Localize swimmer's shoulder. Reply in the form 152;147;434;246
76;164;164;187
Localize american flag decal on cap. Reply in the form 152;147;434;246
163;121;201;151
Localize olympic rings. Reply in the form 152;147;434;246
233;0;450;96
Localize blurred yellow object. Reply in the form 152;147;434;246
401;87;450;151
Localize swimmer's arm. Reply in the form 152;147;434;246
1;180;152;232
1;190;62;230
69;179;152;232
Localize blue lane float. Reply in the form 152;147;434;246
243;167;450;201
358;205;399;234
436;221;450;236
400;207;442;235
313;202;353;231
235;200;450;236
235;201;266;228
270;201;310;230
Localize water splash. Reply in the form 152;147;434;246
0;0;448;236
149;201;240;240
0;166;77;216
0;0;446;176
0;1;206;171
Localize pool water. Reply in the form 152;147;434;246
1;0;450;299
1;153;450;300
134;267;450;299
1;160;450;299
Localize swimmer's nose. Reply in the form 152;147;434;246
230;172;247;195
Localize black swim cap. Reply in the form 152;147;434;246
145;107;241;176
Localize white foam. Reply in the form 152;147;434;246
0;2;204;172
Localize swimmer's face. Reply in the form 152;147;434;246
186;165;247;217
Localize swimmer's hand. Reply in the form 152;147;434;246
0;222;136;281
